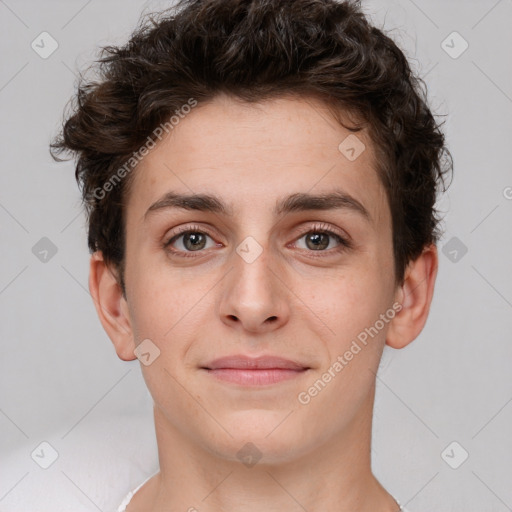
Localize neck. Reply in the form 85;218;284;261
134;389;399;512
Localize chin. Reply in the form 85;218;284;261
202;413;309;464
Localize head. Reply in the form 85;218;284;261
51;0;452;463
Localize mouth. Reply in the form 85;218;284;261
200;355;310;386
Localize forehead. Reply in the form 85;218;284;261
127;94;389;226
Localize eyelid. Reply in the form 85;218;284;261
163;223;215;247
293;222;350;243
291;221;353;252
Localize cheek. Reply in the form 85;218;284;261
311;260;395;362
125;253;215;345
332;277;388;337
124;248;169;340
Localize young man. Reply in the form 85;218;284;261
51;0;452;510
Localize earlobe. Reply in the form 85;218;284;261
386;244;438;349
88;252;137;361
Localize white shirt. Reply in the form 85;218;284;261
116;472;156;512
117;475;412;512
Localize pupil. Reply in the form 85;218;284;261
307;233;328;250
185;233;205;250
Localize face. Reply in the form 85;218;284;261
121;93;400;462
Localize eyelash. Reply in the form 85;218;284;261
163;222;352;258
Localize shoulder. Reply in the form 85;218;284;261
117;472;159;512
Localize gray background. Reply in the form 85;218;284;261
0;0;511;511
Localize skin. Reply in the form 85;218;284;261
89;93;438;512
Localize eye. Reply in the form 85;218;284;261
293;222;351;255
163;222;352;259
163;225;218;257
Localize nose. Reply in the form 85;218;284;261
218;239;290;334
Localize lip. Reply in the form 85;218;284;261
201;355;310;386
203;355;309;371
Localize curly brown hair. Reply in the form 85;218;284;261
50;0;453;294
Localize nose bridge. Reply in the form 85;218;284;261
220;232;289;331
232;234;276;306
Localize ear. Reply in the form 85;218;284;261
386;243;438;349
88;251;137;361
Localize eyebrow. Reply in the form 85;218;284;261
144;190;371;222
